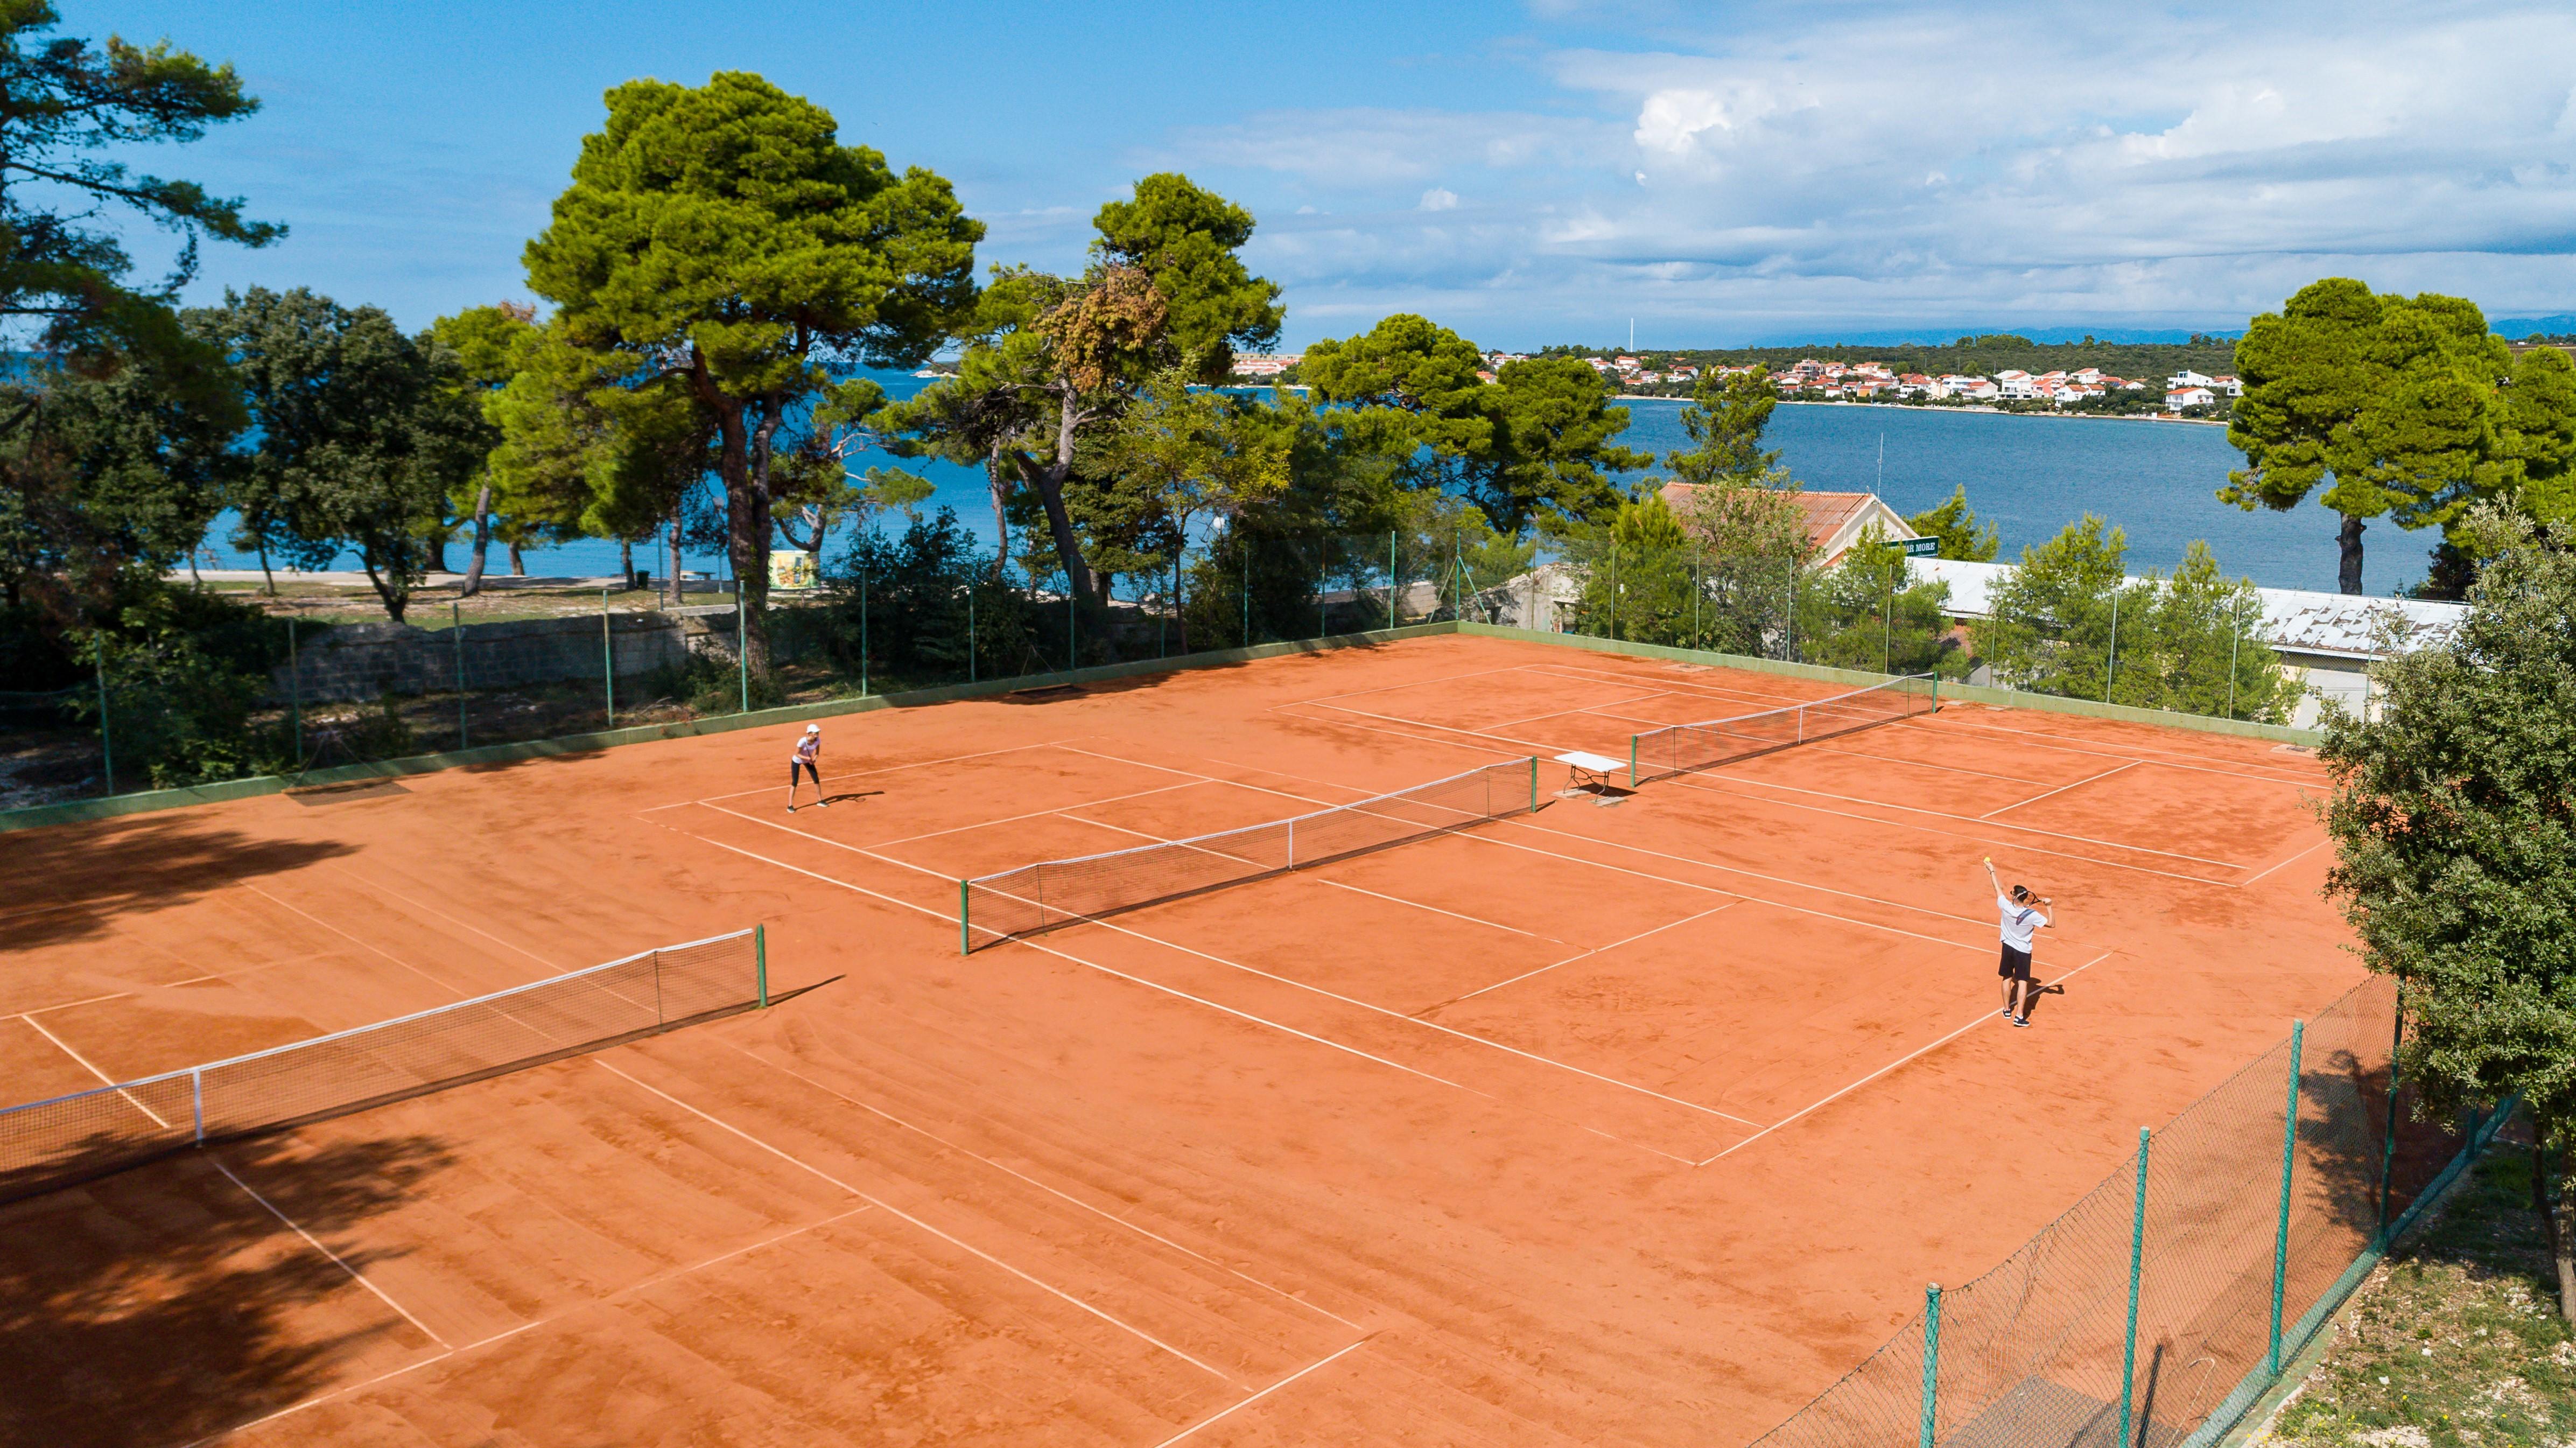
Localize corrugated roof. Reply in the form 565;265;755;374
1906;558;2467;659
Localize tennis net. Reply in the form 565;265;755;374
0;926;765;1203
961;758;1539;950
1627;674;1938;787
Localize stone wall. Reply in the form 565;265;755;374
274;608;743;703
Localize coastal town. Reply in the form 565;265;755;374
1233;348;2241;415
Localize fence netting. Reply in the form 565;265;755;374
963;758;1538;948
1629;674;1940;786
1747;974;2509;1448
0;927;761;1202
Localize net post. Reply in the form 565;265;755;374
2268;1018;2304;1375
1528;755;1538;814
1918;1283;1942;1448
958;879;971;956
2119;1125;2150;1448
1286;816;1296;870
191;1067;205;1144
755;924;769;1009
1629;734;1639;791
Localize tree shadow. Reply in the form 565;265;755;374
1;818;355;950
0;1129;454;1446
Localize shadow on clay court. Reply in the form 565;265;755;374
0;819;355;950
0;1129;454;1447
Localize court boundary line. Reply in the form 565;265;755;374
1514;660;1817;712
1698;949;2117;1165
1928;712;2324;788
645;738;1083;811
20;1012;174;1128
595;1055;1236;1382
174;1204;878;1447
1980;759;2142;821
713;1037;1366;1330
239;881;469;994
331;865;570;973
1281;663;1536;709
1149;1337;1376;1448
1812;740;2058;787
867;778;1208;849
2238;837;2333;888
207;1152;450;1347
1432;901;1743;1007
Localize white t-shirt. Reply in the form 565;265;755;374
1998;894;2047;952
791;733;820;765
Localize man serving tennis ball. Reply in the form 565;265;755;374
1983;857;2051;1027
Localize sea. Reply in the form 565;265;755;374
193;373;2410;597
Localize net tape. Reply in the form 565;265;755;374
0;927;760;1202
1628;673;1939;786
963;758;1538;947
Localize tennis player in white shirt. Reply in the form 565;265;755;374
1983;857;2051;1027
787;723;826;813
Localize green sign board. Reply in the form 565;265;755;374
1893;536;1940;557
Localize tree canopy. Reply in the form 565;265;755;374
525;71;980;666
1663;365;1780;486
2317;504;2576;1319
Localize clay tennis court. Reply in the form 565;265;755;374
0;631;2363;1446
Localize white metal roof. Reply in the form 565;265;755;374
1906;557;2467;660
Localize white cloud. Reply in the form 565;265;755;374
1160;2;2576;344
1419;187;1459;211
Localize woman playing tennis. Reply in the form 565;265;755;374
787;723;826;812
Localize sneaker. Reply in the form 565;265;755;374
2012;1016;2030;1028
787;805;797;813
2001;1006;2014;1018
817;800;830;809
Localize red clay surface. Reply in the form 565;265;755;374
0;634;2361;1447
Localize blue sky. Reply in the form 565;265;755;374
78;1;2576;350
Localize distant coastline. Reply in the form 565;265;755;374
1612;395;2228;426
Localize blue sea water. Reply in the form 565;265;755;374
195;375;2411;596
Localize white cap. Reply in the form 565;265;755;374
804;723;820;733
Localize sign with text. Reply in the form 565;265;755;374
768;550;819;591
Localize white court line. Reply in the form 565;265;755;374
1925;714;2324;788
1480;687;1691;731
1301;700;1562;754
1669;772;2252;872
238;881;468;994
1980;759;2140;820
867;778;1206;848
15;988;136;1017
1149;1338;1376;1448
20;1014;173;1128
594;1057;1236;1382
692;801;956;883
1015;934;1696;1167
1284;662;1535;708
713;1038;1364;1330
1055;744;1347;810
1700;950;2116;1165
208;1154;450;1347
645;739;1078;811
331;866;566;971
1469;827;1993;957
2237;837;2333;888
1318;877;1564;942
1437;902;1742;1006
1812;740;2058;787
180;1206;875;1446
1270;705;1532;761
1515;661;1814;711
1070;912;1765;1129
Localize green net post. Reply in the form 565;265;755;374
2119;1125;2151;1448
602;589;615;728
1629;734;1639;791
1528;755;1538;813
454;603;468;747
1918;1283;1942;1448
958;879;971;956
755;924;769;1008
287;614;303;767
2268;1018;2305;1375
93;639;112;797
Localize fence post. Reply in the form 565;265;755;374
191;1067;205;1144
1919;1283;1943;1448
957;879;971;956
453;603;468;747
859;563;869;698
1884;571;1894;674
92;638;116;796
755;923;769;1009
287;614;303;766
736;582;749;714
2269;1018;2305;1375
2119;1125;2151;1448
2104;591;2121;703
968;584;977;684
1389;530;1398;629
2377;981;2404;1241
601;589;615;728
1067;584;1075;672
1242;539;1251;645
2227;598;2244;719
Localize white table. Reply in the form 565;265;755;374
1553;750;1627;804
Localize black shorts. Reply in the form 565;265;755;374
1998;943;2033;980
789;759;819;784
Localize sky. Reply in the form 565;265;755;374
75;0;2576;351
